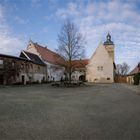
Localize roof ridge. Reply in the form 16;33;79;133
31;41;65;65
0;53;32;62
71;59;89;62
129;66;139;75
33;42;59;56
21;50;45;66
23;50;40;56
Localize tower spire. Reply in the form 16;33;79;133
104;32;114;45
103;32;115;61
107;32;111;41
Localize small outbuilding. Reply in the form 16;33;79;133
127;63;140;85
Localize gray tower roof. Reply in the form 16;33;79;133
104;33;114;45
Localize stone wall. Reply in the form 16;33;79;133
0;56;46;85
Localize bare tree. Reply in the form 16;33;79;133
116;62;130;76
57;20;85;83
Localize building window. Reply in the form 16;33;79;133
21;64;24;69
72;75;75;78
12;61;15;67
26;64;29;69
107;77;110;80
0;60;3;64
101;66;103;71
97;66;103;71
0;60;3;69
30;64;33;69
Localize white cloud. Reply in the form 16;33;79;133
1;0;139;69
68;2;77;13
55;9;68;19
0;34;23;55
85;3;95;15
0;5;24;56
54;0;140;69
55;2;79;19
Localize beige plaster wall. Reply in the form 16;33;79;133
86;43;114;83
26;41;41;57
105;44;114;61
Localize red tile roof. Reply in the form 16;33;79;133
33;43;65;65
71;59;89;68
129;63;140;75
31;42;89;68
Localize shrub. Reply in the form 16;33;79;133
133;73;140;85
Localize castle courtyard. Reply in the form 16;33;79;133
0;84;140;140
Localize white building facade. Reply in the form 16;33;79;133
25;40;65;82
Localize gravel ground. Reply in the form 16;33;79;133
0;83;140;140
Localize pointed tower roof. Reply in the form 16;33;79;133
28;38;33;44
104;32;114;45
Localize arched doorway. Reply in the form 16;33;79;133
79;75;85;82
22;75;25;85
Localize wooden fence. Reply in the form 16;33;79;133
114;76;127;83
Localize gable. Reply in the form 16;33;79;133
129;63;140;75
26;41;40;56
28;42;65;66
89;43;112;65
20;51;45;66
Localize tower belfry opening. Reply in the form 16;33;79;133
103;33;115;61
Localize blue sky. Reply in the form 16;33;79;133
0;0;140;70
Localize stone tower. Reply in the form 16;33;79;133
103;33;115;61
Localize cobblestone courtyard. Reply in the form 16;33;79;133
0;84;140;140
